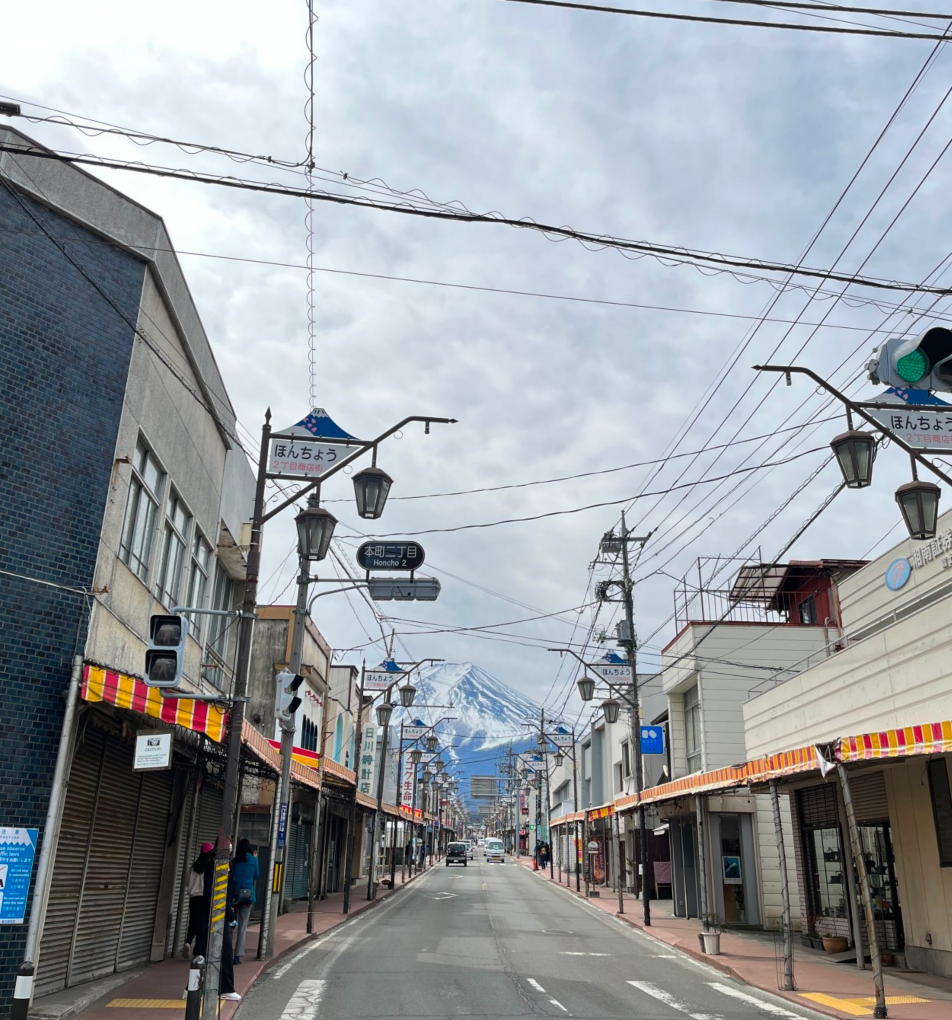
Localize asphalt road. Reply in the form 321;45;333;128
240;855;824;1020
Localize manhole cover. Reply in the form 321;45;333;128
541;929;573;935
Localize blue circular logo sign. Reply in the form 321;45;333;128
885;558;911;591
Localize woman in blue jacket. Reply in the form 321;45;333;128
231;839;260;963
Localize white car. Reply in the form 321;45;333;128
484;839;505;863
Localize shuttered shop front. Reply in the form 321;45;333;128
36;719;174;996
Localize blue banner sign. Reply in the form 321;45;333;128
0;828;39;924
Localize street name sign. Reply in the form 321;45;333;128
471;776;498;799
403;724;428;740
551;731;573;747
268;438;349;479
357;542;425;571
365;670;399;691
869;407;952;452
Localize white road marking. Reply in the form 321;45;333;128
272;921;359;979
628;981;723;1020
279;978;326;1020
560;952;610;956
526;978;569;1013
708;983;805;1019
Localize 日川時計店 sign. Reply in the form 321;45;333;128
268;438;350;479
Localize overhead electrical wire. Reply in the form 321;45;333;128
6;140;952;298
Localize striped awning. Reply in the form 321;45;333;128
266;738;320;770
839;720;952;761
82;664;227;742
588;804;614;821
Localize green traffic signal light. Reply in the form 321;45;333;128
897;349;929;383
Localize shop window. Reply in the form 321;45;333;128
928;759;952;867
119;440;165;581
798;595;818;625
719;814;746;924
684;686;702;771
155;492;192;606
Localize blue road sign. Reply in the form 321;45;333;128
640;726;665;755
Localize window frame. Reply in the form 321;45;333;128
684;684;702;771
204;560;236;690
185;532;213;637
154;490;193;607
799;594;819;625
928;758;952;867
621;740;631;779
119;439;165;582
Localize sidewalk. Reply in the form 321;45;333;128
516;856;952;1020
35;864;428;1020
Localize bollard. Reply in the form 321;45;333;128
184;955;204;1020
10;961;34;1020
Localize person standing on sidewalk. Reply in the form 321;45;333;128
184;843;215;958
195;841;240;1002
230;839;259;964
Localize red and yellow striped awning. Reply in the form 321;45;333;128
839;720;952;761
266;739;320;770
82;664;227;742
588;804;614;821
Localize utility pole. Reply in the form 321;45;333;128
614;513;651;926
341;664;366;914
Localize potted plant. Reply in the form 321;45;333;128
821;930;850;954
698;914;723;955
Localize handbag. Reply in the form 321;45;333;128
235;887;253;906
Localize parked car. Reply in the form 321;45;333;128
446;841;468;867
484;839;505;863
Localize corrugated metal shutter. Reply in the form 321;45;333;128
166;773;199;957
68;737;139;985
116;768;173;970
850;772;889;822
197;777;225;849
35;726;106;997
286;823;312;900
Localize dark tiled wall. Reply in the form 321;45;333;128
0;180;145;1007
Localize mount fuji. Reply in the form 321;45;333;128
394;662;542;805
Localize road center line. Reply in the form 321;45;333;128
279;978;326;1020
628;980;724;1020
708;983;806;1019
560;952;610;956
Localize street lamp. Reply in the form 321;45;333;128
554;751;564;768
410;749;422;764
399;682;417;708
830;429;877;489
601;698;621;725
426;734;439;752
376;700;393;728
295;502;337;561
896;479;941;539
537;735;548;753
577;676;595;702
352;466;393;520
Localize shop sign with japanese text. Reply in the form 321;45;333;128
364;670;399;691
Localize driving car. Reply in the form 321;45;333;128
463;840;475;860
446;841;468;867
484;839;505;863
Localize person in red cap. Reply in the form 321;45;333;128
183;843;215;959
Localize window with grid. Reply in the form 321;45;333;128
155;493;192;606
684;685;702;771
185;533;212;637
205;561;235;690
120;440;165;581
622;740;631;779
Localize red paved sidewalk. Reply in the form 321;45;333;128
517;856;952;1020
59;863;430;1020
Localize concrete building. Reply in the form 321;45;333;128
0;127;255;1009
744;510;952;975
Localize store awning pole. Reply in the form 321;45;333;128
837;766;887;1018
770;780;794;991
696;796;710;931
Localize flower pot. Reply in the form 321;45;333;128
698;931;721;955
822;936;849;954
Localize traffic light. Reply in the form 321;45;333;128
868;327;952;391
144;614;189;688
275;669;305;721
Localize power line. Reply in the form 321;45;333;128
495;0;952;37
5;140;952;297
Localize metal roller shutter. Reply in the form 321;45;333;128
849;772;889;822
116;768;174;970
286;823;312;900
35;726;106;997
68;737;139;985
166;773;199;957
197;777;225;850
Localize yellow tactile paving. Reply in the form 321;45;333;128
800;993;929;1016
106;998;186;1008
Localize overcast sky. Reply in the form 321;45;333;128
6;0;952;728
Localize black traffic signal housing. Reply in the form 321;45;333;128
144;614;189;688
275;669;306;721
868;327;952;391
